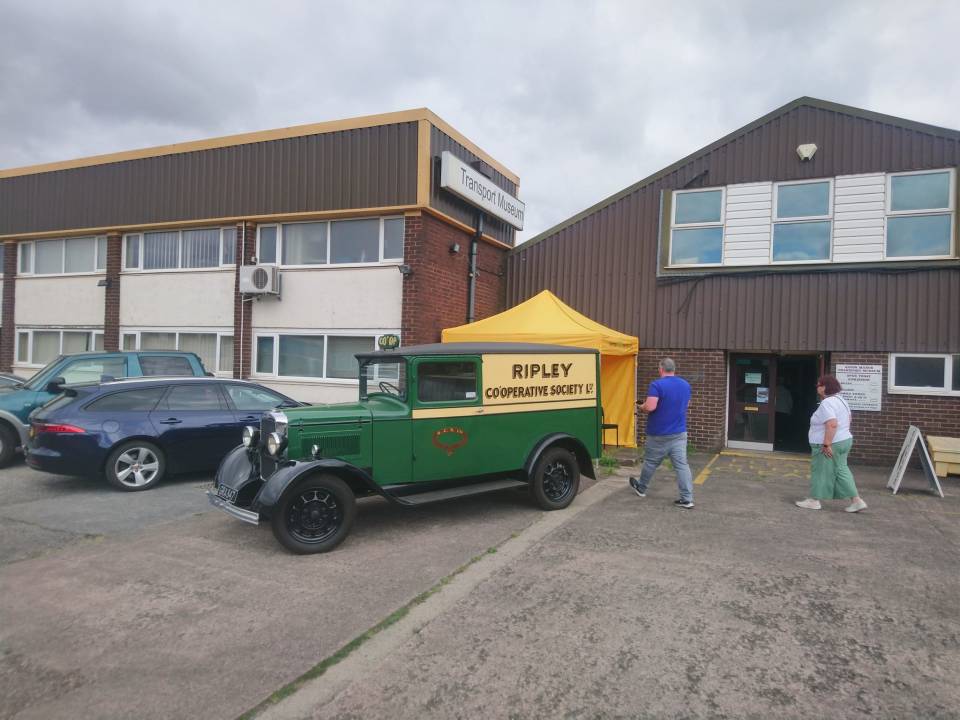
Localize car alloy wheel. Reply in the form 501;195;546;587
114;447;161;488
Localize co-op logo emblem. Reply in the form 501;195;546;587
432;427;468;456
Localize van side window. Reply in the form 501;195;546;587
417;361;477;403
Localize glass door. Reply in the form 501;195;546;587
728;355;775;450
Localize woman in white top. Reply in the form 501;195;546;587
795;374;867;513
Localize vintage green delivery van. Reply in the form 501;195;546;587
207;342;601;553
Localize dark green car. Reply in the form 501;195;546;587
208;342;601;553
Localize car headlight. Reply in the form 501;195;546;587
242;425;259;447
266;432;283;457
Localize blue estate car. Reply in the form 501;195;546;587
25;377;302;491
0;351;208;468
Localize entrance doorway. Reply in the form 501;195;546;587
728;354;822;452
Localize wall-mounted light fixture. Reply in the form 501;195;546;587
398;264;413;276
449;243;461;255
96;278;112;288
796;143;818;162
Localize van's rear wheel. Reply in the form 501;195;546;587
271;474;356;554
530;447;580;510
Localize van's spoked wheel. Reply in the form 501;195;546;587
530;447;580;510
542;461;573;502
271;474;356;554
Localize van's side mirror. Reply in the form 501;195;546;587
45;377;67;394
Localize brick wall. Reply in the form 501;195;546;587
831;352;960;466
401;212;506;346
103;233;122;351
0;242;15;372
232;222;255;378
636;349;727;451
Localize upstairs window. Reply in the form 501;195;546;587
670;189;723;266
257;217;405;267
18;236;107;275
772;180;832;262
124;227;236;271
886;170;954;258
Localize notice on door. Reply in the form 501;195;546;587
835;364;882;411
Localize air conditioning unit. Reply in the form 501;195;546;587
239;264;281;295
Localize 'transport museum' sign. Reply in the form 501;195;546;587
440;151;525;230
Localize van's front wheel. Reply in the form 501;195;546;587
530;447;580;510
271;474;356;554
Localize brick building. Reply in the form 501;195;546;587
506;98;960;464
0;110;518;404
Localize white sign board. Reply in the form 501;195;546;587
835;364;882;411
887;425;943;497
440;151;525;230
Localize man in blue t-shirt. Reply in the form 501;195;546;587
629;358;695;508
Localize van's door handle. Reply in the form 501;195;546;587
159;418;182;425
476;408;484;414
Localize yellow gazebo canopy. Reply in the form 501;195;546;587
441;290;639;447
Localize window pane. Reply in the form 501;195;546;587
94;334;104;351
278;335;325;377
140;332;177;350
886;215;952;257
140;356;194;376
17;332;28;363
891;172;950;212
777;182;829;218
60;357;125;384
35;239;64;274
418;361;477;402
96;237;108;270
895;356;946;388
32;332;60;364
225;385;285;411
125;235;141;269
164;384;223;410
772;221;832;261
20;243;32;273
327;336;372;379
256;336;274;373
65;237;96;273
182;229;220;268
219;335;234;373
383;218;404;259
671;227;723;265
179;332;217;370
258;226;277;264
330;219;379;263
222;228;236;265
675;190;722;224
61;332;91;354
88;388;165;412
143;231;179;270
954;355;960;392
282;222;327;265
122;334;138;350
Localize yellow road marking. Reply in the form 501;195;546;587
719;449;809;463
694;453;721;485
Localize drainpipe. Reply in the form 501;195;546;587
467;210;483;323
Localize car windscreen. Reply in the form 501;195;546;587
359;359;407;400
24;356;66;391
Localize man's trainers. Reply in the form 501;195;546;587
628;477;646;497
673;499;694;509
795;498;822;510
844;499;868;513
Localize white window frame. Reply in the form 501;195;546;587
884;168;956;261
669;188;725;267
251;330;400;383
120;328;235;376
121;227;237;273
770;178;834;265
17;237;107;277
888;353;960;397
256;216;405;269
14;328;105;367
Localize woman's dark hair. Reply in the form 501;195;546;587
817;374;842;396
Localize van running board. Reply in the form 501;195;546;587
390;479;528;506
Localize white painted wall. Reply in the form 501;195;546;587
15;276;105;326
257;379;359;405
833;173;885;263
251;266;402;329
120;270;235;327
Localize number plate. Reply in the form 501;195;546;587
217;484;238;503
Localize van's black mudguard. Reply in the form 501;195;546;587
214;445;263;499
524;433;596;481
254;458;384;516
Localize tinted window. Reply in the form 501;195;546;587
417;361;477;402
87;388;166;412
140;356;194;376
224;385;286;411
162;384;224;410
60;358;126;385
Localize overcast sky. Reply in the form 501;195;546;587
1;0;956;242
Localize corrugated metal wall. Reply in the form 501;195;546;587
430;126;517;246
507;102;960;352
0;122;419;235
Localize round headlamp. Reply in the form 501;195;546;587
241;426;259;447
266;432;283;457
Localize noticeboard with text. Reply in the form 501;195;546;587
835;364;882;411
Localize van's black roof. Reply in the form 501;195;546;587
358;342;598;359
